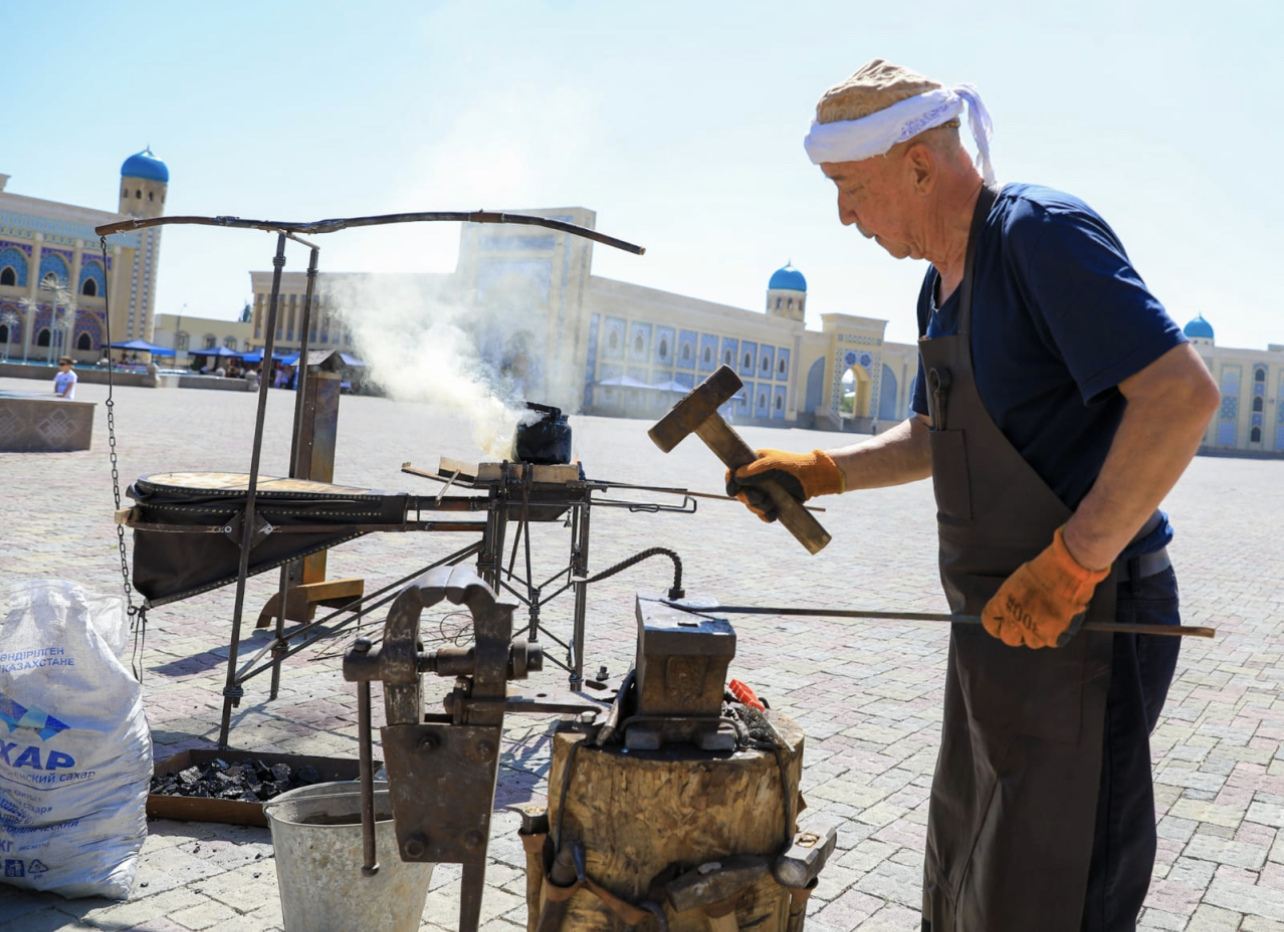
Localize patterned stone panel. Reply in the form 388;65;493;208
38;251;71;288
602;316;626;359
772;385;787;420
79;259;107;296
738;341;757;376
0;245;29;287
775;347;790;381
0;397;94;452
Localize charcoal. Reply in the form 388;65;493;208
218;785;243;800
211;758;229;772
294;765;321;786
226;764;244;782
252;759;273;779
271;763;291;784
177;766;201;788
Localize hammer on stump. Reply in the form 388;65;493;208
774;818;838;932
649;366;831;554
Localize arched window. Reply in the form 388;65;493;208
681;343;693;361
148;192;154;202
1253;396;1264;413
608;331;619;351
634;334;644;354
787;298;794;310
1251;427;1262;443
658;338;668;358
0;268;14;287
36;328;51;347
135;190;142;199
81;278;97;297
224;336;238;349
122;187;128;198
761;356;770;373
775;394;783;410
778;358;787;375
702;346;712;363
42;271;60;289
775;298;781;309
1255;368;1267;382
743;352;752;369
0;325;8;343
724;349;732;365
758;393;767;409
175;331;189;351
799;299;804;312
76;333;92;351
203;334;217;349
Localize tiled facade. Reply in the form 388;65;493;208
0;153;163;362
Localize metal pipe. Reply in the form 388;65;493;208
269;245;320;701
94;210;645;255
357;673;379;875
569;502;591;689
218;232;288;750
661;603;1215;639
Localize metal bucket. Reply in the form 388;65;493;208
264;781;434;932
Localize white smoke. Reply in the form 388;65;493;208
326;273;540;458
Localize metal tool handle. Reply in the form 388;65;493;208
694;418;831;555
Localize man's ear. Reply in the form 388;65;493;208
907;143;935;194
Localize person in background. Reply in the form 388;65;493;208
53;357;77;400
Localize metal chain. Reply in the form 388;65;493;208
99;237;146;680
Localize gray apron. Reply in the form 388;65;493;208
919;185;1117;932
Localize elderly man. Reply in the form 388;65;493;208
727;61;1219;931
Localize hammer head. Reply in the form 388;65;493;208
666;855;768;913
773;817;839;888
649;365;743;453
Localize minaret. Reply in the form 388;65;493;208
766;261;806;322
118;147;168;340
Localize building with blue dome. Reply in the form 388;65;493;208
0;148;169;361
1184;314;1214;342
121;147;170;185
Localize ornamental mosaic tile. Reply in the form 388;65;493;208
720;336;738;369
0;209;140;249
776;348;791;381
654;326;674;364
738;341;757;376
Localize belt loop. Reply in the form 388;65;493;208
1126;556;1142;597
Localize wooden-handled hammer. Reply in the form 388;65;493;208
648;366;831;554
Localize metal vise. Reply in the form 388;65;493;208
342;565;551;932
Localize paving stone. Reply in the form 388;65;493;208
2;379;1283;929
1186;903;1246;931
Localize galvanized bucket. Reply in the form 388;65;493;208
264;781;434;932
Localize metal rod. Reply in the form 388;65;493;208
569;501;591;688
95;210;645;255
217;232;288;749
358;678;379;875
662;602;1215;639
270;244;320;701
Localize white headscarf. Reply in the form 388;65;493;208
803;85;995;184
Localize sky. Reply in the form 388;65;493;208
4;0;1281;349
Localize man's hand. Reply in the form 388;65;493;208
982;528;1111;649
726;449;844;522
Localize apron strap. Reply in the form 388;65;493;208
957;183;1001;336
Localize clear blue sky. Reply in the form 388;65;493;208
5;0;1280;349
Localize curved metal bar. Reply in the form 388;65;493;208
94;210;645;254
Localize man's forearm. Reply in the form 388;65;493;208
828;415;933;490
1063;345;1220;570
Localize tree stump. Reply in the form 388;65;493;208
534;714;805;932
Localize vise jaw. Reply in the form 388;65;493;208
342;566;540;869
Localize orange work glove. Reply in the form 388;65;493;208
725;449;845;523
982;527;1111;649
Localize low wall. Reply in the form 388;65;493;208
0;394;95;452
178;376;255;392
0;361;151;387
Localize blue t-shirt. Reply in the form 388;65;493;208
911;183;1185;557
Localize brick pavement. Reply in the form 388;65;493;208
1;375;1281;932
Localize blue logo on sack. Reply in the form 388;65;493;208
0;694;70;741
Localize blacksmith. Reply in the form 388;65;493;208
727;60;1220;931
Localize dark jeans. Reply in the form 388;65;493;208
1081;565;1182;932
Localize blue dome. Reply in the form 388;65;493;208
769;262;806;292
1183;315;1214;340
120;147;169;183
